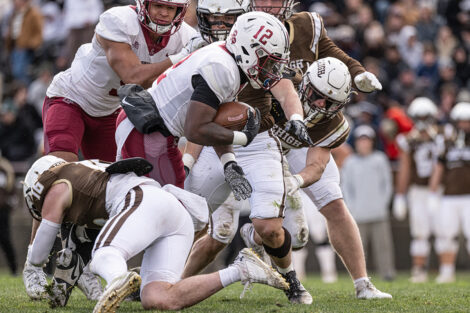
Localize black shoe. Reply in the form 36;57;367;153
281;270;313;304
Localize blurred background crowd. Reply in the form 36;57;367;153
0;0;468;278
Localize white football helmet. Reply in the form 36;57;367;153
407;97;438;130
197;0;251;43
250;0;295;21
136;0;189;36
225;11;290;90
450;102;470;121
23;155;66;221
299;57;352;124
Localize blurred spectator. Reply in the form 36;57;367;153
436;58;458;94
435;25;459;61
398;25;423;70
27;64;52;114
382;44;406;83
416;43;440;92
328;24;361;60
438;83;459;123
0;155;16;275
362;21;386;60
5;0;43;84
390;65;423;105
0;82;41;161
415;1;441;42
385;4;406;45
56;0;103;69
38;1;67;63
452;45;470;88
341;125;396;281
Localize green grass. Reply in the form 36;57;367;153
1;272;469;312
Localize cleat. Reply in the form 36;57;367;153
240;223;271;265
93;271;141;313
23;261;47;300
281;270;313;304
232;248;288;298
46;248;84;307
355;279;392;299
435;273;455;284
410;266;428;283
77;268;103;301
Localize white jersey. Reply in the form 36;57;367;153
46;5;196;117
149;42;241;138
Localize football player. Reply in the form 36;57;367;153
182;0;315;304
22;156;288;312
115;11;299;204
429;102;470;283
183;0;387;303
24;0;196;303
395;97;440;283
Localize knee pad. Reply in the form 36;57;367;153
410;238;430;257
435;237;458;254
263;227;291;259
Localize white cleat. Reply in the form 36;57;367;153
410;267;428;283
93;271;141;313
23;261;47;300
355;280;392;299
240;223;271;265
435;273;455;284
232;248;289;298
78;268;103;301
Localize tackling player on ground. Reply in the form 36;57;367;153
21;156;288;312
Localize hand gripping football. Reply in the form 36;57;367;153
213;101;256;131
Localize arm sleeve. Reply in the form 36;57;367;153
190;74;221;110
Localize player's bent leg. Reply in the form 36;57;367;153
182;235;227;278
252;218;312;305
141;248;288;311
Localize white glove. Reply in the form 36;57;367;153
392;194;407;221
286;174;304;196
168;34;208;64
428;192;440;216
354;71;382;92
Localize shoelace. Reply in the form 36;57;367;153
239;282;253;299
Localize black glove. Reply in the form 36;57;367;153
241;108;261;146
224;161;252;201
284;119;314;146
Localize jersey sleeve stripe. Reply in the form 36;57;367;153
315;117;350;147
310;12;323;58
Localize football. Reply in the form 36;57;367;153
213;101;255;131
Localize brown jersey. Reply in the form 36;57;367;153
396;127;438;186
32;162;110;229
437;125;470;195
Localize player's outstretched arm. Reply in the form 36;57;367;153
294;146;331;191
97;34;172;88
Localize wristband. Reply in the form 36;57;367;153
220;153;236;167
293;174;304;188
289;113;303;121
182;153;195;171
232;131;248;146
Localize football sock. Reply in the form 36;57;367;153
218;266;241;287
354;277;369;289
29;219;61;266
90;246;127;285
277;263;294;275
439;264;455;277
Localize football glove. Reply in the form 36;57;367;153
284;119;314;146
354;71;382;93
241;108;261;147
224;161;252;201
392;194;407;221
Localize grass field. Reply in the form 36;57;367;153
1;271;469;312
